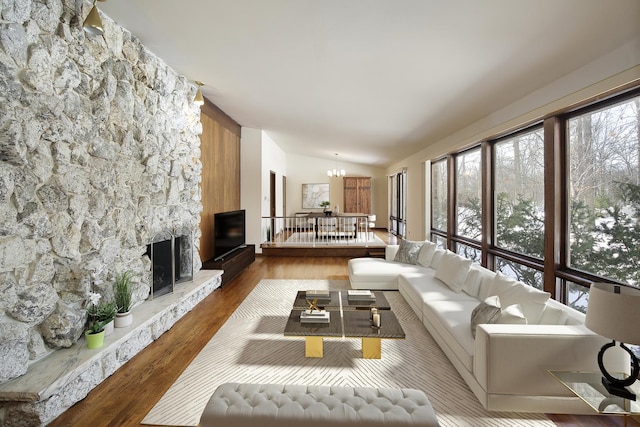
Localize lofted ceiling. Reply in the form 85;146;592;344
98;0;640;167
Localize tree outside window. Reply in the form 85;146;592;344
568;96;640;290
431;159;447;232
456;148;482;240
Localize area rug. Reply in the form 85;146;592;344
284;232;385;246
142;279;554;427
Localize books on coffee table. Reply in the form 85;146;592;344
305;290;331;300
300;309;330;323
347;290;376;302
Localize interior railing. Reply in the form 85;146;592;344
261;214;374;247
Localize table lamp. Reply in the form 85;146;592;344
585;282;640;400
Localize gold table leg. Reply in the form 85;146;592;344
362;337;381;359
305;336;324;358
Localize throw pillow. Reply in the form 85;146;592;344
394;239;424;265
497;304;527;325
489;273;550;324
434;251;473;293
429;249;446;269
538;304;570;325
470;295;501;338
417;241;437;267
462;266;494;298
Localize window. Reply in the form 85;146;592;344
568;95;640;286
563;280;590;313
431;159;447;232
389;169;407;237
456;243;481;263
495;256;543;290
455;148;482;240
494;127;545;259
433;235;447;248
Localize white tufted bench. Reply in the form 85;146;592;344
199;382;441;427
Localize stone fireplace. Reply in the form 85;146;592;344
0;0;207;424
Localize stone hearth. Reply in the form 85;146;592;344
0;270;222;426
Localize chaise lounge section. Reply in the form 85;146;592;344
348;240;630;414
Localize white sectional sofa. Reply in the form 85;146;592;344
348;241;629;414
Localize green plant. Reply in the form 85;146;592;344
113;271;134;313
86;293;116;334
320;201;330;208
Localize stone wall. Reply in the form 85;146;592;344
0;0;203;384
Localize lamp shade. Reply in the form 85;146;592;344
585;282;640;346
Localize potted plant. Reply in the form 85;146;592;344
320;201;332;215
85;292;114;348
113;271;134;328
88;299;117;337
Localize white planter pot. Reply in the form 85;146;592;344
114;311;133;328
103;319;115;336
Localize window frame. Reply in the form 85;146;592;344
389;169;407;238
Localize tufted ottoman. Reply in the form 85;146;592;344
199;382;440;427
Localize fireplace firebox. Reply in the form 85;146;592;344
147;229;194;299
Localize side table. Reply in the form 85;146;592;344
549;371;640;427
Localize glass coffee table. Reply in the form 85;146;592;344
291;290;390;311
285;290;404;359
284;310;343;357
342;310;405;359
342;291;390;311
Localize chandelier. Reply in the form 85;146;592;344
327;153;346;177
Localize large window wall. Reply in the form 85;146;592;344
430;87;640;312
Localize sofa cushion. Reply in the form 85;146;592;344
499;304;528;325
470;296;529;338
394;240;424;264
489;273;550;324
348;258;425;290
422;299;477;371
470;296;501;338
398;271;478;317
385;245;400;261
434;251;472;293
417;241;437;267
466;266;496;299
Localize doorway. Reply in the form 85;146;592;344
270;171;276;242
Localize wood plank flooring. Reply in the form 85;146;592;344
49;243;638;427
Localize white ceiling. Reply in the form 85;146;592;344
98;0;640;167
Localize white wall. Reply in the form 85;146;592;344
388;40;640;241
261;132;287;241
241;129;287;254
240;128;263;252
261;132;287;217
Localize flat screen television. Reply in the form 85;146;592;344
213;209;246;261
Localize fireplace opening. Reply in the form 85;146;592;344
147;230;194;299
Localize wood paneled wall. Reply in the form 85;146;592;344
199;97;242;262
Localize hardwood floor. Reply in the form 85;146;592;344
49;246;638;427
